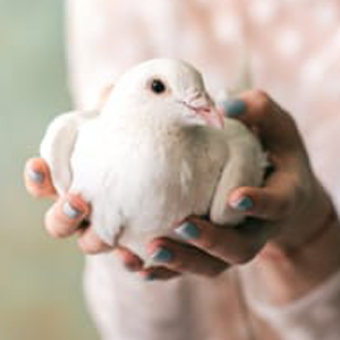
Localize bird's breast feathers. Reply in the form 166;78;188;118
70;119;229;239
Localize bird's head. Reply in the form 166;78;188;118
103;59;225;129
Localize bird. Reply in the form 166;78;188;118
40;58;266;260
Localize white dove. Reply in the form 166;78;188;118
40;59;266;260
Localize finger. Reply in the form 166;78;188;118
114;246;144;272
223;90;302;155
174;217;268;265
77;227;112;254
24;158;57;198
138;267;180;281
228;172;297;221
45;193;90;239
146;237;228;277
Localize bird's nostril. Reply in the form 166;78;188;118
187;92;214;108
191;98;211;109
186;91;203;102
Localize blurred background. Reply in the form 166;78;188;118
0;1;98;339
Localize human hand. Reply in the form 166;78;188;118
24;157;146;270
136;90;333;281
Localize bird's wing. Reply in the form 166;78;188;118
40;110;99;195
210;118;267;226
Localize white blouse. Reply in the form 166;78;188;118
67;0;340;339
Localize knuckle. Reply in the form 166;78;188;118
252;89;268;99
250;90;272;117
233;247;258;265
275;198;292;217
208;263;229;277
252;89;270;106
170;259;186;272
199;233;220;252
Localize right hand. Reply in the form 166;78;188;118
24;157;143;271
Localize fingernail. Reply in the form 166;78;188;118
63;201;82;219
223;99;247;118
140;272;156;282
175;222;201;240
151;247;174;263
27;168;44;183
231;196;254;212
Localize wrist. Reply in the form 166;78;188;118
271;179;333;251
268;202;336;258
253;204;340;305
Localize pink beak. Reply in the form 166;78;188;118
192;105;225;129
183;94;225;129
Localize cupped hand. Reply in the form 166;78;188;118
24;158;143;271
138;90;333;281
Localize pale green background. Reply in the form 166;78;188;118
0;1;99;339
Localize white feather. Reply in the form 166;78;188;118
40;110;99;195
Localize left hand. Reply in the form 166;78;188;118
135;90;333;281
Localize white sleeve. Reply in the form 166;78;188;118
245;269;340;340
83;255;208;340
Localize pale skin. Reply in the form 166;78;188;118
24;90;340;305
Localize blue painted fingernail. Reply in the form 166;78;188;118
27;168;44;183
175;222;201;240
144;273;156;282
231;196;254;212
63;201;82;219
151;247;174;263
223;99;247;118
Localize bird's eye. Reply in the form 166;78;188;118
150;79;166;94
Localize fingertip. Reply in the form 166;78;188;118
221;98;247;119
26;167;44;184
228;187;257;213
174;221;202;241
146;237;171;255
138;268;180;281
24;157;56;197
25;158;48;182
115;247;143;272
229;183;291;221
44;196;89;239
44;207;72;239
66;193;91;217
138;270;157;281
25;157;44;172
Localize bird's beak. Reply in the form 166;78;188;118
183;94;225;129
195;105;225;129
